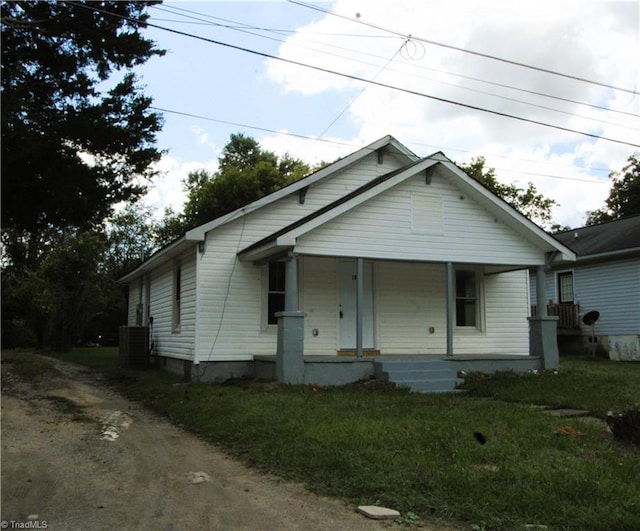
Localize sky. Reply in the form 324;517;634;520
131;0;640;229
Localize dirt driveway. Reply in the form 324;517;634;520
1;356;458;531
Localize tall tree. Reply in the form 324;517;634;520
158;134;310;243
459;157;559;229
586;154;640;225
1;1;165;349
1;1;165;239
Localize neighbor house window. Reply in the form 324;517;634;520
267;261;286;325
455;270;477;327
172;261;181;332
558;271;574;303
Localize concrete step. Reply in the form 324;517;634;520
382;369;458;381
395;378;463;393
373;358;463;394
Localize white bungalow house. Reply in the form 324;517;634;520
530;215;640;361
120;136;575;391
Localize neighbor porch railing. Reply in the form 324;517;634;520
531;302;581;329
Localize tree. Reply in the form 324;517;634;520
459;157;559;229
158;134;310;242
1;1;165;237
1;1;165;350
586;154;640;225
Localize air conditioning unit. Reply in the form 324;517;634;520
119;326;149;369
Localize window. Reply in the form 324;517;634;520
267;261;286;325
455;270;477;327
558;271;574;303
173;262;181;331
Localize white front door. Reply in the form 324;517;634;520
338;260;374;349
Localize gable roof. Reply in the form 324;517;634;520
238;153;575;264
119;135;418;283
553;215;640;259
185;135;418;241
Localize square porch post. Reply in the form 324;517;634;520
276;252;306;383
356;257;364;358
445;262;454;357
528;264;559;370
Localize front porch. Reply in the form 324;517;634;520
253;353;542;392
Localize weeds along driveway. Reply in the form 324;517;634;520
0;356;458;531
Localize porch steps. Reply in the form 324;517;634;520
374;359;463;394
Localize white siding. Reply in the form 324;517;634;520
302;257;338;355
295;173;545;265
126;278;141;326
193;152;408;361
148;248;197;360
481;269;530;355
376;263;529;356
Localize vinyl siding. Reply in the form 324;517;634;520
193;153;407;361
127;278;141;326
530;258;640;336
148;248;197;360
295;173;545;265
574;258;639;336
302;257;338;354
376;262;529;355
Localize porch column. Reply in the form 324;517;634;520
535;265;548;317
445;262;454;357
529;264;559;369
276;253;306;383
356;257;364;358
285;252;299;311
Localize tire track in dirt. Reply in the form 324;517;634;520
1;356;461;530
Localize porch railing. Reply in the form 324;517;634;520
531;302;581;329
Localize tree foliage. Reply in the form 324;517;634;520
586;154;640;225
459;157;559;229
1;0;165;234
1;1;164;349
158;134;310;243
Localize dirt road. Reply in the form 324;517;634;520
1;357;457;531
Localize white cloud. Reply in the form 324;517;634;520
141;155;219;219
263;0;639;228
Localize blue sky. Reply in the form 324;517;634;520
131;0;640;228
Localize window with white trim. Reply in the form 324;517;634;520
455;270;478;327
558;271;574;303
267;261;286;325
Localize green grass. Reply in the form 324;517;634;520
9;348;640;530
461;355;640;416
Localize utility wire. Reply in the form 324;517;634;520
67;1;640;149
151;105;609;185
152;3;639;118
315;37;411;140
150;106;357;149
288;0;640;96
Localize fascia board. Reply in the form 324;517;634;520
118;236;193;284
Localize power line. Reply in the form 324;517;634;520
288;0;640;96
152;105;610;185
67;1;640;150
152;3;639;119
150;106;357;149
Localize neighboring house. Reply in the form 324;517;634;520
530;215;640;361
120;136;575;388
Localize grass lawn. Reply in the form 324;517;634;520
6;349;639;530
